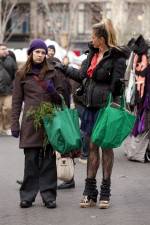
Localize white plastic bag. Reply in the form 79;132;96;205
125;69;136;104
121;132;149;163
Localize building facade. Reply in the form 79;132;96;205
8;0;150;52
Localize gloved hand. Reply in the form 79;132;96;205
40;80;56;94
11;130;20;138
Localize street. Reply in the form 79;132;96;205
0;136;150;225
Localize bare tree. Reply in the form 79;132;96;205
38;0;102;50
0;0;29;43
89;2;103;24
38;0;80;49
66;0;80;50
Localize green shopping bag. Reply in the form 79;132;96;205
91;94;136;148
43;101;82;154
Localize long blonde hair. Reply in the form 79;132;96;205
92;18;117;47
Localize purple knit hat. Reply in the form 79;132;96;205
27;39;48;55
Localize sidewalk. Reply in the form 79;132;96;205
0;136;150;225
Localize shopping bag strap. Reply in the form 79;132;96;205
54;94;68;111
107;93;125;109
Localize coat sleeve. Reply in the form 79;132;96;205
110;57;126;96
51;69;69;105
11;73;24;131
66;59;88;82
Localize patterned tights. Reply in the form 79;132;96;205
87;141;114;181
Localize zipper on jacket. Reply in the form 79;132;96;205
86;79;93;107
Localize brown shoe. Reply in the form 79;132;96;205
80;196;96;208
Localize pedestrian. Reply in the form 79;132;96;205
62;18;128;209
47;44;60;64
56;55;76;190
47;45;71;106
0;43;17;135
11;39;66;208
125;35;150;162
71;59;89;164
62;55;70;66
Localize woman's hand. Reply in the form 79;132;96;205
40;80;56;94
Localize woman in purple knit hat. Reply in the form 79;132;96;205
11;39;66;209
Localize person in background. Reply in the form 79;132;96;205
71;59;89;164
127;35;150;161
11;39;66;209
0;43;17;135
62;55;70;66
8;50;17;63
61;19;127;209
56;54;75;190
47;45;61;64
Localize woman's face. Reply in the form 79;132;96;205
32;48;46;63
91;32;104;49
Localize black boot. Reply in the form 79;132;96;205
80;178;98;208
57;178;75;190
99;179;111;209
20;200;32;208
44;200;56;208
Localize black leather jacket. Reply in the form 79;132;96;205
66;45;128;108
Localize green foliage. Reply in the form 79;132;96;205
26;102;56;148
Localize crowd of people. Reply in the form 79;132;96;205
1;18;150;210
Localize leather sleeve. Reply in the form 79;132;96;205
110;57;126;96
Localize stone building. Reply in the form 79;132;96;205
8;0;150;52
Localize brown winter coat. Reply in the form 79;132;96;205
11;64;66;149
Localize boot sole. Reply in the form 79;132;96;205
99;200;110;209
80;200;96;208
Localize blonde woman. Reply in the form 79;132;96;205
61;19;128;209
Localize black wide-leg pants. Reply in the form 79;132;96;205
20;146;57;203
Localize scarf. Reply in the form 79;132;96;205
31;62;43;75
87;53;99;78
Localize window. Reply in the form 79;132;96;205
10;4;30;34
11;14;29;34
127;3;145;35
78;3;85;34
77;2;103;35
48;3;69;33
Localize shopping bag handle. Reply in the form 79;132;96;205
61;95;68;110
54;94;68;111
51;94;67;112
107;93;125;109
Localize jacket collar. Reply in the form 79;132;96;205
87;42;130;59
